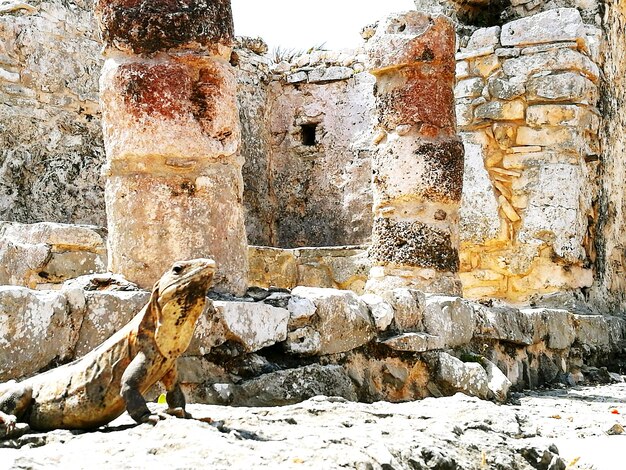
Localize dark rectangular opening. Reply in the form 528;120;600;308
301;123;317;146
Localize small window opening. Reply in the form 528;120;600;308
301;123;317;146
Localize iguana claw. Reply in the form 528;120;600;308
0;411;17;437
166;407;192;419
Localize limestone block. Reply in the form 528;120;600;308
374;68;456;131
472;54;500;78
455;77;485;99
474;100;525;121
367;266;462;297
481;358;512;403
474;305;534;345
422;295;475;348
176;356;230;385
494;43;519;55
63;273;142;292
516;126;596;154
284;327;322;355
370;217;459;272
360;294;394;332
492;122;518;149
95;0;234;56
248;246;298;290
0;222;107;288
286;71;307;84
308;66;353;83
73;291;150;357
507;259;593;296
368;14;455;133
380;332;443;352
456;46;495;61
368;13;455;73
106;166;248;294
502;49;599;83
214;364;358;407
100;56;240;163
456;61;470;79
574;314;610;349
380;288;425;332
430;352;490;399
456;98;474;127
526;72;598;104
466;26;501;51
0;288;80;381
521;41;578;56
460;138;501;244
526;104;597;128
504;150;572;170
0;222;106;252
285;287;375;355
295;247;371;294
287;296;317;329
516;164;589;262
372;134;465;206
198;301;289;353
606;316;626;350
459;270;507;300
0;240;50;288
500;8;586;47
488;77;525;100
523;308;575;350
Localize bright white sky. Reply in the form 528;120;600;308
231;0;416;51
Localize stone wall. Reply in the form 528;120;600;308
2;278;624;406
413;0;601;25
455;8;601;301
590;0;626;313
244;49;375;248
0;0;105;225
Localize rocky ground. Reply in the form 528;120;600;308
2;383;626;469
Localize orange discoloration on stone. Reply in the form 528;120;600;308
369;16;456;75
117;63;192;120
377;71;456;132
191;65;226;137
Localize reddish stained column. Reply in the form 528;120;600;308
95;0;248;294
366;12;464;295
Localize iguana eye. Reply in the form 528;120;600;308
172;265;184;275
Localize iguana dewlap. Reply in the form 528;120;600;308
0;258;216;434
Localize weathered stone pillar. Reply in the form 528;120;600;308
95;0;248;294
366;12;463;295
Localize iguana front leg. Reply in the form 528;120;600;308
120;352;160;425
0;381;33;438
161;363;191;419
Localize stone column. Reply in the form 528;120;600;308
365;12;464;295
95;0;248;294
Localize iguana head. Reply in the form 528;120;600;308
155;258;217;309
149;258;217;357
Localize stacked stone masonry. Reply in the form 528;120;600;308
455;8;602;301
0;2;616;305
1;277;624;405
365;13;464;296
97;0;249;294
0;0;105;226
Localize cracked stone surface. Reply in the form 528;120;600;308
2;383;626;469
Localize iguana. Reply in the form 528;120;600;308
0;258;216;437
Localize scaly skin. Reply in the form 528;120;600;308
0;258;216;435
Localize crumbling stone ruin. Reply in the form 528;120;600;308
2;0;626;408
